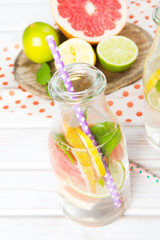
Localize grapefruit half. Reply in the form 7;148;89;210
50;0;128;44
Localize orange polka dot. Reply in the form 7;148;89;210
27;95;33;98
129;15;134;19
138;95;144;99
0;67;2;70
134;84;140;89
39;108;45;113
14;44;20;49
126;119;132;122
3;82;8;85
0;96;3;100
145;16;149;20
131;1;135;3
21;105;27;109
9;90;15;96
133;20;138;24
127;102;133;108
33;101;39;105
9;64;14;67
50;101;54;106
123;91;129;97
3;47;8;52
136;3;140;6
11;71;14;74
6;57;11;60
0;74;5;77
46;115;52;118
21;88;26;92
116;110;122;116
15;100;21;104
136;112;143;117
27;113;33;115
107;100;113;106
3;105;9;109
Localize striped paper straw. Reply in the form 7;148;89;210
130;162;160;184
46;35;121;208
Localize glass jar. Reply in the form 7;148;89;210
143;2;160;148
48;63;130;227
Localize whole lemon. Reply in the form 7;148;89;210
22;22;60;63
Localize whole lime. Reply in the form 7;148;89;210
22;22;60;63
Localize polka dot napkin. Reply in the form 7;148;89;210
0;0;157;124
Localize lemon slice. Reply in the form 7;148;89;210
75;128;106;178
147;88;160;111
144;69;160;95
96;36;138;72
58;38;96;66
63;121;96;193
68;161;125;199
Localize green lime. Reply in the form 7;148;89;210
22;22;60;63
147;88;160;111
68;161;125;199
96;36;138;72
109;161;125;190
155;80;160;92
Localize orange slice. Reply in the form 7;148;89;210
63;121;96;193
75;128;106;178
144;69;160;95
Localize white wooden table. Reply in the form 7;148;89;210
1;1;160;239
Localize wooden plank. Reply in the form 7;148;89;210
0;216;160;240
0;126;159;167
0;170;160;214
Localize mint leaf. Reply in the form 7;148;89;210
36;63;51;85
53;133;74;164
90;121;122;158
155;80;160;92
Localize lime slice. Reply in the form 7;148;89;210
96;36;138;72
68;161;125;199
147;88;160;111
144;69;160;94
58;38;96;66
155;80;160;92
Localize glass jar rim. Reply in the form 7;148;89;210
48;63;107;105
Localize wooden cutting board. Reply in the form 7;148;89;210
14;23;152;99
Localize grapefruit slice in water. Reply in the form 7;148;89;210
50;0;128;44
49;135;85;186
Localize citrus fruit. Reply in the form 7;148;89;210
58;38;96;65
50;0;128;44
22;22;60;63
147;88;160;112
144;69;160;95
49;135;85;186
66;161;125;200
96;36;138;72
63;121;96;193
75;128;106;177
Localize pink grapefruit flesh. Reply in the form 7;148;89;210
49;136;85;186
50;0;128;44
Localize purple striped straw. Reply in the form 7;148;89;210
46;35;121;208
